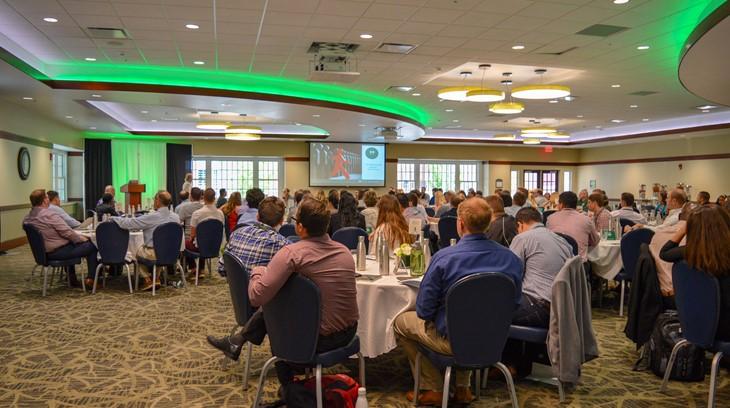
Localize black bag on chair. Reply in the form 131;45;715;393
648;310;706;381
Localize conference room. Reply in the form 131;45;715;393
1;0;729;406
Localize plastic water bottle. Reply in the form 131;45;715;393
450;238;457;246
356;236;366;271
355;387;368;408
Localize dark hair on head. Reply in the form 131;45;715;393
245;188;265;209
364;190;378;207
698;191;710;204
296;197;330;237
157;191;172;207
294;189;305;204
29;189;46;206
190;187;203;201
102;193;113;204
328;190;340;209
621;192;635;207
559;191;578;209
499;191;512;207
179;191;189;201
407;192;419;207
685;204;730;275
396;193;409;209
46;190;59;202
203;188;216;203
515;207;542;224
336;191;360;228
485;194;505;214
588;192;605;207
258;196;285;227
219;188;226;195
512;191;527;206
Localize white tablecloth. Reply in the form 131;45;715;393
80;230;144;261
354;255;420;358
588;240;623;280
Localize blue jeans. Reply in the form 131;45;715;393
47;241;98;279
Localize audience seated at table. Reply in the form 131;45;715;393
46;190;80;229
207;196;290;359
485;194;518;247
403;192;429;228
185;188;225;277
629;188;688;232
176;187;203;238
220;192;242;233
95;193;118;221
113;191;180;291
431;189;445;211
654;191;668;218
24;189;98;288
394;198;522;405
659;204;730;341
237;188;265;226
505;191;526;217
216;188;227;208
531;189;548;208
546;191;600;261
439;193;462;219
611;192;647;224
434;191;455;218
96;185;115;207
360;190;379;233
588;192;611;232
543;192;558;210
329;191;366;235
369;194;413;255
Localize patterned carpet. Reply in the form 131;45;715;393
0;244;728;407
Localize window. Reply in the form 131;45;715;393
563;171;572;192
510;170;519;192
459;163;477;192
397;160;480;193
51;151;67;201
523;170;539;190
420;163;456;192
542;171;558;194
191;157;284;197
522;170;559;192
397;163;416;192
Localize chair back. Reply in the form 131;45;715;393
438;216;459;248
542;210;556;224
223;253;254;326
672;262;720;348
263;274;321;364
287;235;301;243
332;227;368;251
279;223;296;238
23;224;48;265
195;219;224;258
425;207;435;217
96;222;129;264
556;232;579;256
619;218;636;229
446;272;516;367
620;228;654;281
152;222;183;265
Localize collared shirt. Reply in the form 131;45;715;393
23;207;85;252
591;207;611;232
237;207;259;226
653;208;681;231
610;207;647;225
510;224;572;302
47;203;80;229
504;205;522;218
218;222;288;276
113;207;180;247
649;220;686;296
417;233;523;337
250;235;359;336
546;208;600;261
191;204;224;228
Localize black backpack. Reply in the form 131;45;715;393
648;310;706;381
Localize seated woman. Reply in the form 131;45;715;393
484;194;518;247
220;192;242;234
660;204;730;341
369;194;413;255
403;192;429;228
328;191;365;235
360;190;379;234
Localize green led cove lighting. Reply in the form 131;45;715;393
45;63;430;126
84;131;175;141
666;0;726;62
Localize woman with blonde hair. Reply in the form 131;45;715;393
369;194;413;255
432;190;446;211
315;190;327;205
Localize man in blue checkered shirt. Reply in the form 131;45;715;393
207;196;289;361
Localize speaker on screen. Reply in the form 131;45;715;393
309;142;386;187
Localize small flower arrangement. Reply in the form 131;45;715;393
394;243;412;258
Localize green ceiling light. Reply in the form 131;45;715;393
83;131;175;141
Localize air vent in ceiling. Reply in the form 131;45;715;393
628;91;659;96
539;46;578;56
86;27;129;39
307;42;359;54
374;42;418;54
576;24;628;37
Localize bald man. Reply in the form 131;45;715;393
97;185;116;207
113;191;180;291
394;198;523;405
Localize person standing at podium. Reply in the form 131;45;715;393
181;173;193;196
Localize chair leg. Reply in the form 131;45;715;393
495;362;519;408
660;339;688;392
242;342;253;391
413;352;421;406
134;263;140;291
195;259;200;286
441;366;451;408
482;367;488;389
124;264;133;294
619;280;626;316
152;265;156;296
708;352;723;408
357;352;366;388
177;261;186;288
252;356;279;408
92;264;103;294
316;364;323;408
42;266;48;297
209;258;213;280
30;264;38;283
558;380;565;403
475;369;481;400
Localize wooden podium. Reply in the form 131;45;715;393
120;180;146;208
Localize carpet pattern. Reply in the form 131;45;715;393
0;244;728;407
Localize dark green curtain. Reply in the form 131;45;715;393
166;143;192;206
83;139;112;213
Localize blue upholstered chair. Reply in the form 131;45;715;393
555;232;579;256
332;227;369;251
23;223;82;296
222;253;257;390
437;216;459;249
93;221;135;294
278;223;296;238
183;219;224;285
617;228;654;316
136;222;184;296
425;207;435;217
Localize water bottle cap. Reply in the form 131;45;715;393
358;387;366;394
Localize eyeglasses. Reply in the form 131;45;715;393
290;216;299;223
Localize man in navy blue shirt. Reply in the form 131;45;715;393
394;198;522;405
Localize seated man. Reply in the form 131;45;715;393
209;198;358;387
216;188;227;208
546;191;600;261
504;191;525;218
23;189;97;287
113;191;180;291
696;190;710;206
96;185;115;207
206;196;289;358
46;190;80;228
185;188;225;276
394;198;522;405
95;193;118;221
439;193;463;218
237;188;265;226
610;192;647;225
174;191;189;211
175;187;203;239
630;188;688;232
588;192;610;232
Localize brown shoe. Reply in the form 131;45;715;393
487;365;517;381
406;390;443;406
141;277;161;291
84;277;103;289
453;386;475;404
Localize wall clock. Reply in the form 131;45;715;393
18;147;31;180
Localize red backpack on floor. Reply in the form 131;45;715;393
285;374;360;408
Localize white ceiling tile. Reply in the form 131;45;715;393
5;0;66;13
478;27;530;41
260;24;306;37
460;38;507;51
52;37;96;48
559;6;624;24
133;39;176;50
352;18;402;32
71;15;125;29
145;56;181;65
120;17;169;30
452;12;511;27
422;0;482;10
215;0;267;10
408;8;464;24
397;21;445;35
315;0;371;17
164;6;214;21
363;4;419;20
423;36;469;47
216;21;261;35
409;45;454;56
302;27;348;42
59;0;117;16
495;15;552;30
267;0;320;13
473;0;534;14
438;25;486;38
112;3;167;18
517;2;577;19
266;12;312;27
382;33;430;45
215;8;262;24
36;25;88;37
308;14;359;29
139;48;179;58
125;29;175;41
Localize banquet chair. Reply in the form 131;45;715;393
136;222;184;296
660;262;729;408
555;232;579;256
279;223;296;238
23;223;82;297
542;210;556;224
413;272;518;408
437;216;459;249
425;207;435;217
252;274;365;408
183;219;224;285
222;253;257;390
286;235;301;243
619;218;636;230
92;221;135;294
617;228;654;316
332;227;368;251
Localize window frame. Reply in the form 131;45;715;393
397;159;481;193
191;156;285;197
522;169;560;193
51;150;68;201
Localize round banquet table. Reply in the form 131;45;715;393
588;239;623;280
353;255;421;358
79;228;185;261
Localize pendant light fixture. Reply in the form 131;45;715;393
437;71;480;101
492;133;516;140
545;131;570;139
196;121;230;130
224;133;261;141
512;69;571;100
490;75;524;114
522;138;541;145
465;64;504;102
225;125;263;133
521;127;557;135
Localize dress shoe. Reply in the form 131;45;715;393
406;390;443;406
141;277;161;291
206;335;242;361
84;277;101;289
453;386;475;404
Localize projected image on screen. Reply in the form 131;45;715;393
309;142;386;187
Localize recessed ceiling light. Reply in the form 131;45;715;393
65;115;73;119
359;33;373;39
91;94;102;98
576;115;584;118
295;123;302;126
696;105;717;110
702;110;710;113
150;120;157;123
512;44;525;50
43;17;58;23
312;114;320;118
548;100;558;104
611;84;621;88
452;119;459;123
411;93;421;96
391;86;414;92
141;110;149;114
186;24;199;29
636;45;650;50
642;118;650;121
85;57;97;61
611;119;625;123
445;109;454;112
564;96;574;101
89;126;96;130
629;104;638;108
193;60;205;65
613;0;630;4
22;97;33;100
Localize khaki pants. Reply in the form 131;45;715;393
394;311;471;391
136;246;156;279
